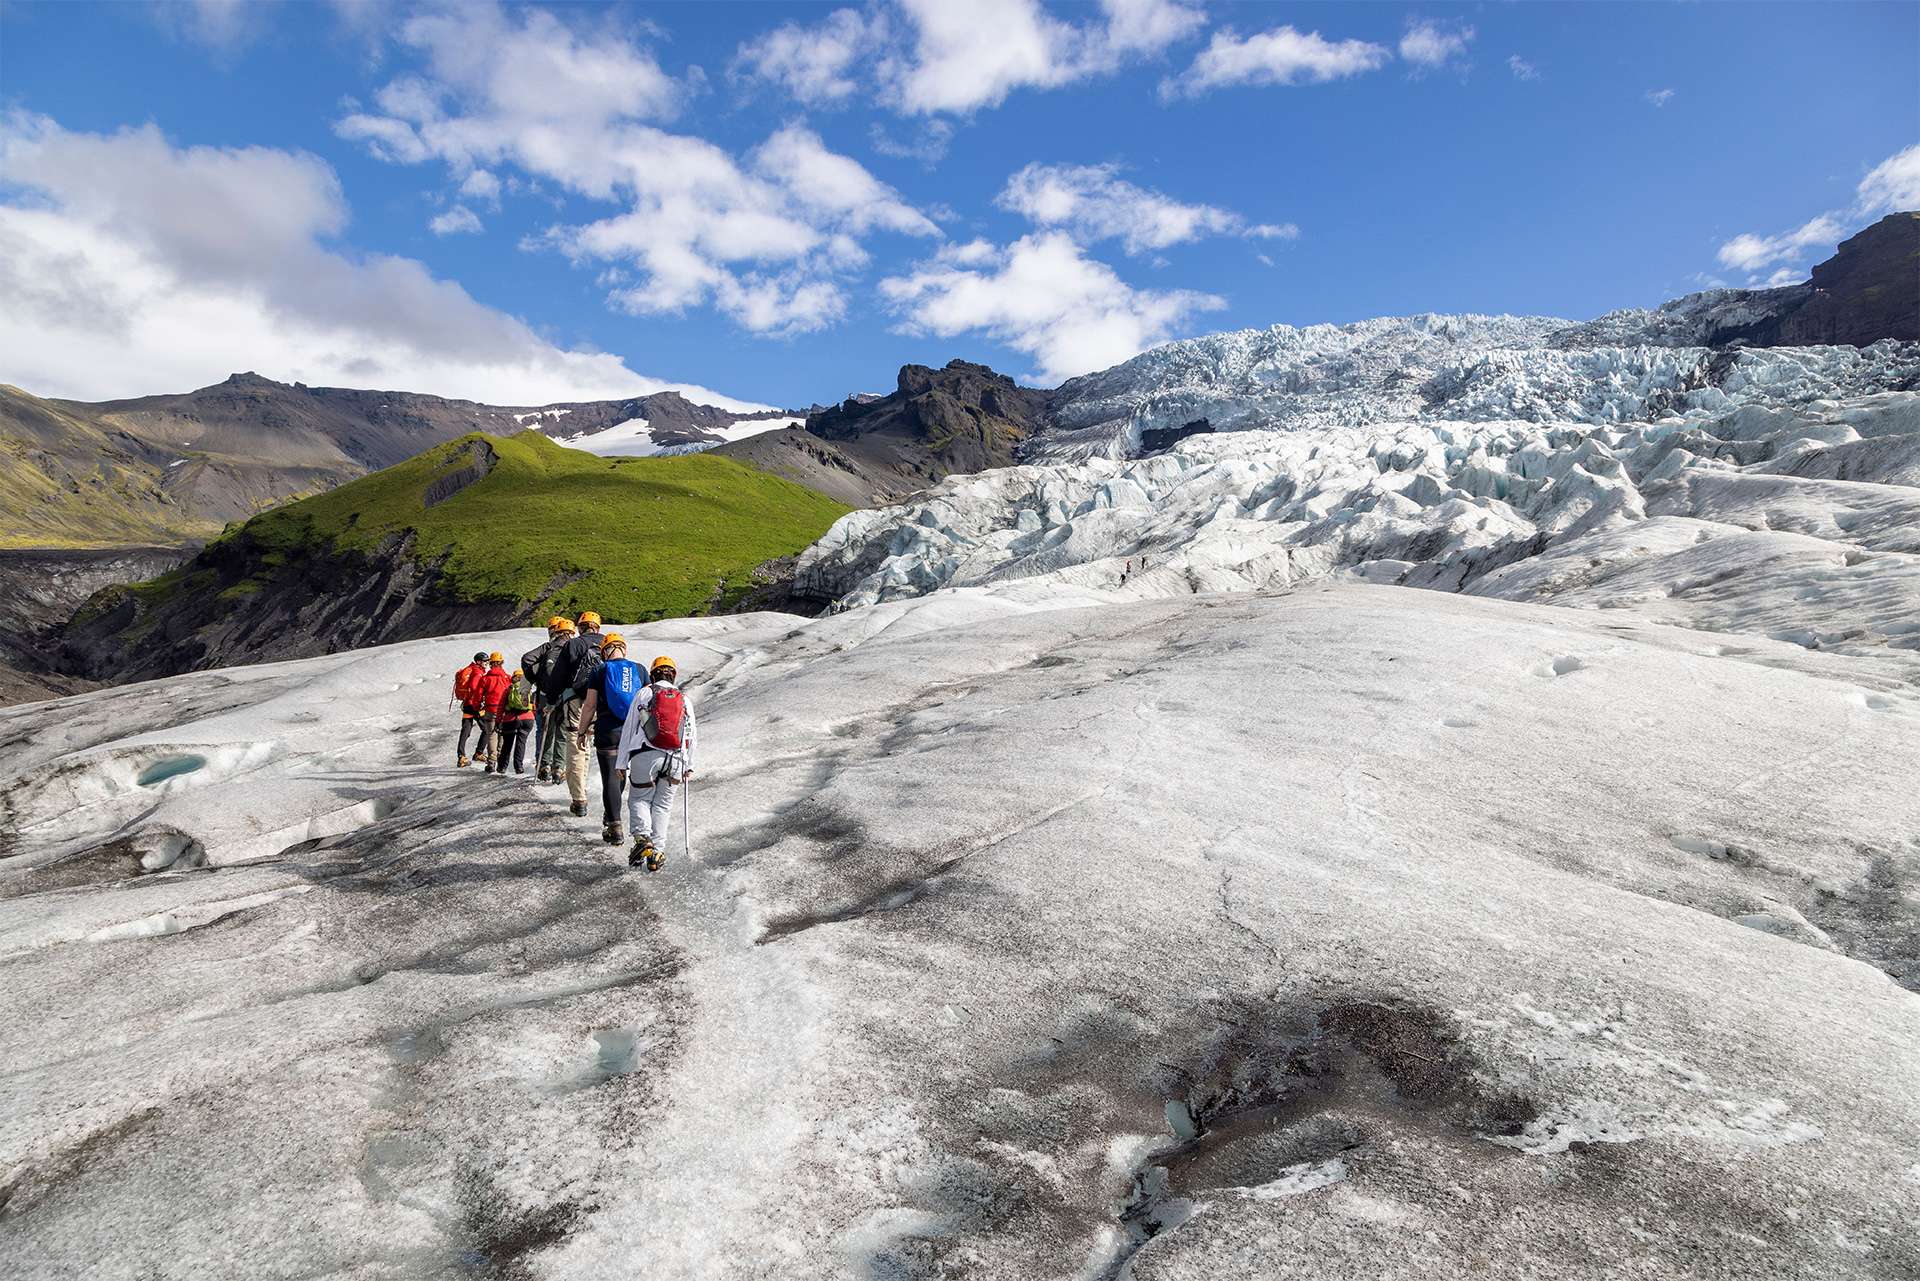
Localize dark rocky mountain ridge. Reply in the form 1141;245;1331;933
1;374;800;552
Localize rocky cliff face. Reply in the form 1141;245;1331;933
55;530;528;683
806;359;1052;483
1758;212;1919;347
0;545;192;701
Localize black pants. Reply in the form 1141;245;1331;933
458;712;481;756
499;722;530;772
597;749;626;826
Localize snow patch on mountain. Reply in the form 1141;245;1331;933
557;415;804;458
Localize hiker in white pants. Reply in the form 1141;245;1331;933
615;655;697;873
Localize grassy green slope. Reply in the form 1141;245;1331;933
236;430;850;619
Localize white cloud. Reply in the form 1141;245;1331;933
878;231;1225;384
0;112;755;407
882;0;1086;113
1758;267;1806;288
1095;0;1207;56
1161;25;1391;98
160;0;396;51
1399;20;1473;70
997;162;1293;255
429;205;483;235
186;0;250;45
730;7;878;107
1508;56;1539;81
335;110;434;164
869;119;956;167
1644;88;1675;107
458;169;501;203
936;238;1000;267
735;0;1205;116
753;125;940;237
1717;214;1844;271
1856;142;1920;215
336;1;935;336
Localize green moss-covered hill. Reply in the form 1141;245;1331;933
57;431;850;681
240;429;848;619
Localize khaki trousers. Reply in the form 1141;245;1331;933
565;734;591;804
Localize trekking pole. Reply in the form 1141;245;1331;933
682;769;693;864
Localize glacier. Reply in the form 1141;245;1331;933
797;312;1920;652
1035;312;1919;459
3;585;1916;1278
4;303;1919;1278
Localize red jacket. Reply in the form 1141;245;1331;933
453;662;487;708
476;666;513;715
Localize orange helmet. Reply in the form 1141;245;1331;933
577;610;602;628
600;633;627;655
487;651;504;664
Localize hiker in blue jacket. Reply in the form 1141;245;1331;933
574;633;644;846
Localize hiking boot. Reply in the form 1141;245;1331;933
602;822;623;845
628;836;653;869
536;768;550;782
457;755;470;768
569;801;587;818
645;844;666;874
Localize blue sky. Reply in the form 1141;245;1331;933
1;1;1915;408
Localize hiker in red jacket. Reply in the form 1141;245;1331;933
452;651;489;767
490;667;537;776
475;652;512;771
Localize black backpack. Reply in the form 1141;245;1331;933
569;637;605;697
521;639;555;687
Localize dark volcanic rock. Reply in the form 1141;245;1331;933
1141;418;1214;454
708;428;912;508
1760;212;1919;347
805;359;1051;487
1696;213;1919;349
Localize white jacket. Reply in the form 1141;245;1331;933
615;679;697;772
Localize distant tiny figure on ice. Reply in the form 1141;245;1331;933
616;654;696;874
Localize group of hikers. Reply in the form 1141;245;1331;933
450;611;696;873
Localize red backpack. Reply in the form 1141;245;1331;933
453;663;482;704
645;684;686;749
